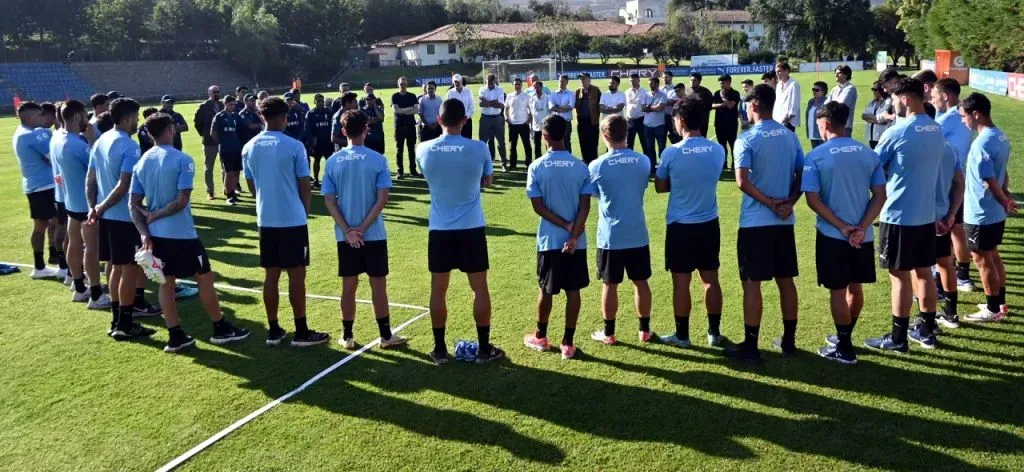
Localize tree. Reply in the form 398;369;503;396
450;22;479;60
870;3;914;67
589;36;621;64
703;28;749;54
222;0;280;84
664;33;701;65
621;34;649;65
558;31;590;64
751;0;872;59
923;0;1024;71
892;0;933;55
361;0;450;45
514;32;552;59
648;34;670;64
86;0;152;55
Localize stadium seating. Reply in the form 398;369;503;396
69;60;252;102
0;63;96;104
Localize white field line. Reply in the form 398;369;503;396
1;261;430;472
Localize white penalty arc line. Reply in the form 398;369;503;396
1;261;430;471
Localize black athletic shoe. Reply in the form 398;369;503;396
724;341;761;362
111;323;156;341
165;334;196;353
864;333;909;353
210;323;251;345
937;312;960;329
266;327;288;346
910;315;943;335
291;330;330;347
430;350;450;365
817;345;857;365
133;300;163;317
772;338;796;355
475;346;506;364
410;171;421;178
908;324;937;350
396;173;405;180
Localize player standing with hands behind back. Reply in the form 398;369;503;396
243;97;330;348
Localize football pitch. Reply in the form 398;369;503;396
0;71;1022;471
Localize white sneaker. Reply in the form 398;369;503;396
965;307;1007;323
379;334;408;349
30;267;61;279
71;290;90;303
56;268;69;280
340;337;357;350
63;274;73;286
976;303;1010;315
87;293;113;310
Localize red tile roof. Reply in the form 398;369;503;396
398;21;661;46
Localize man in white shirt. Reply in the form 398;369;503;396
445;74;474;139
642;76;668;173
623;73;651;157
549;74;576;152
773;62;801;131
599;75;626;118
825;64;858;135
662;70;682;143
478;73;508;170
505;77;532;168
528;80;551;163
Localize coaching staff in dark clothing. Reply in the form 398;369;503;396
688;72;714;138
712;74;742;169
392;76;420;178
159;95;189;151
194;85;223;199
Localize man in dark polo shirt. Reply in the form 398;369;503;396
193;85;222;200
392;76;420;178
688;72;714;138
158;95;189;151
712;74;742;170
575;72;601;164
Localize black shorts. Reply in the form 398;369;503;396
597;246;652;284
311;144;334;159
258;225;310;268
152;237;211;279
955;203;964;225
737;225;799;281
665;219;720;273
877;222;936;270
965;221;1005;253
815;231;876;290
428;227;489;273
68;210;88;222
537;249;589;295
337;240;389;277
102;219;141;265
221;151;243;172
936;231;953;259
26;188;56;220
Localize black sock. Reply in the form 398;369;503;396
168;325;185;340
110;301;120;326
956;262;970;280
603;318;616;337
376;316;392;340
639;316;651;333
294;316;309;335
562;327;576;346
674;315;689;339
944;291;958;316
341;319;354;339
73;277;86;293
90;284;102;301
48;245;57;261
212;318;227;331
850;315;859;330
707;313;721;336
835;323;853;351
33;251;44;270
999;287;1006;306
536;321;548;339
477;325;491;352
782;319;797;346
432;326;446;353
118;305;134;329
134;287;145;307
269;319;282;332
987;295;1000;313
56;251;67;270
921;311;937;333
743;324;760;347
891;315;909;343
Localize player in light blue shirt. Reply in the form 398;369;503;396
416;98;503;365
588;114;653;345
321;110;406;350
12;101;62;279
128;113;249;352
242;97;329;348
86;98;162;340
959;93;1015;322
866;78;944;353
727;84;803;362
931;77;977;292
927;101;965;328
522;115;594;360
801;102;886;365
654;96;726;349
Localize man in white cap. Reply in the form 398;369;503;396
446;74;474;139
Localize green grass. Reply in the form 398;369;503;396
1;72;1023;471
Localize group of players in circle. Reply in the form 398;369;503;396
10;65;1015;364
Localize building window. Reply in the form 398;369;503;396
427;44;435;55
448;44;456;54
645;8;654;18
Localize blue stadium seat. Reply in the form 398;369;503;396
0;63;97;103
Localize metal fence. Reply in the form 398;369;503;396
0;41;221;63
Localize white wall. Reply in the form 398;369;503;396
402;42;463;66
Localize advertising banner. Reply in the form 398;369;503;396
691;54;738;67
1007;73;1024;101
969;68;1009;96
414;76;453;86
875;51;888;71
